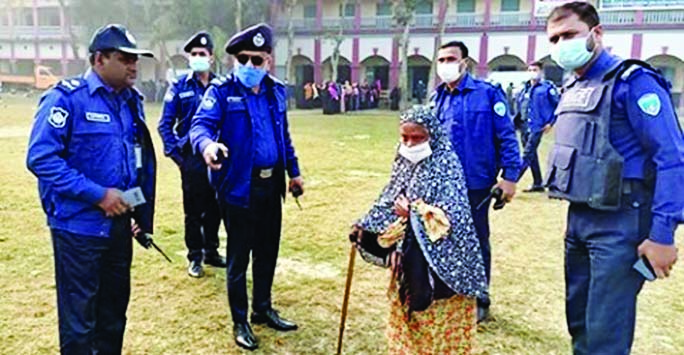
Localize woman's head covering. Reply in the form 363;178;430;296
399;105;450;153
356;105;487;298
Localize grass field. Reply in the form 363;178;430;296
0;94;682;355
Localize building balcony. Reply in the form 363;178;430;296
643;9;684;24
321;17;354;30
444;13;485;27
360;15;392;29
600;10;637;25
0;25;81;40
490;11;533;27
599;0;684;8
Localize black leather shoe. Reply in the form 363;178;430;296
233;322;258;351
477;307;491;324
523;185;545;193
204;254;227;268
251;309;298;331
187;260;204;278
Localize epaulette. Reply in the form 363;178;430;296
210;75;228;86
604;59;653;82
54;77;86;95
268;75;285;87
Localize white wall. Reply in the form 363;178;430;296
488;32;528;62
39;42;63;59
13;42;37;59
642;31;684;61
0;42;12;57
602;32;633;59
358;35;393;62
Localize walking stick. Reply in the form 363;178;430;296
336;244;357;355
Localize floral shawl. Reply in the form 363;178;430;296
356;106;487;298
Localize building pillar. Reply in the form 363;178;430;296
351;0;361;83
483;0;492;27
314;0;323;83
631;10;644;59
8;4;16;64
478;33;489;78
33;0;40;61
314;38;322;83
526;35;536;64
390;37;399;88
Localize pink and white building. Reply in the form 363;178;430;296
1;0;683;104
269;0;684;104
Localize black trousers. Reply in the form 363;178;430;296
223;173;282;324
468;188;492;309
180;149;221;262
519;129;544;187
51;217;132;355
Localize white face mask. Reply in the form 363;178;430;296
437;62;464;84
189;56;211;72
550;35;593;71
399;140;432;164
528;71;541;81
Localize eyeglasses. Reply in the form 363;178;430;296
236;54;265;66
437;56;459;63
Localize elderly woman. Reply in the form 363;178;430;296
351;106;487;354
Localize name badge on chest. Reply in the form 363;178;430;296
561;88;596;109
85;112;111;123
178;91;195;99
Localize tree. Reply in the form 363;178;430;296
392;0;417;110
236;0;243;30
57;0;81;62
142;1;177;78
326;0;349;82
427;0;449;91
282;0;298;83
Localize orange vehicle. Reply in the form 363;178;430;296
0;65;60;90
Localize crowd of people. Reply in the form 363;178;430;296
299;79;382;114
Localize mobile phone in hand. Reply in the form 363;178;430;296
633;255;656;281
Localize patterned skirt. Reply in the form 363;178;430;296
386;276;477;355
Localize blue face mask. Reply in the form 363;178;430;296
235;63;267;88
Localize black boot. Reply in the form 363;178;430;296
233;322;258;350
251;309;298;331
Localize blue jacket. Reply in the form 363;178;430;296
189;73;300;208
26;70;157;237
515;80;560;132
580;51;684;245
158;71;215;160
431;73;521;190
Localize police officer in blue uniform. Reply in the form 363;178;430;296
190;23;302;351
26;24;156;354
431;41;521;323
515;61;560;192
158;31;225;278
545;3;683;354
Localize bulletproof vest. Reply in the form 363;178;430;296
544;62;625;210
